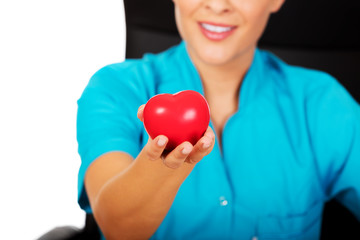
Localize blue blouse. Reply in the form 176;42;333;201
77;41;360;239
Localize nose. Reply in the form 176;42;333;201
204;0;232;15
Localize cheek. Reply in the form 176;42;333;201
175;0;198;17
238;1;272;37
232;0;271;20
174;5;187;39
174;3;198;40
241;1;270;20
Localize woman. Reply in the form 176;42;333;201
77;0;360;239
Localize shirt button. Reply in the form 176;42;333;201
219;196;228;206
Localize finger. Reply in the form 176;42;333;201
203;126;216;141
163;141;193;169
187;127;215;164
137;104;151;135
137;104;145;122
142;135;168;161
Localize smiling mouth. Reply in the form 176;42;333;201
199;22;237;41
200;22;236;33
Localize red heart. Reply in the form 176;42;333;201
143;90;210;150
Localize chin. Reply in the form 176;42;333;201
194;44;234;66
201;55;232;66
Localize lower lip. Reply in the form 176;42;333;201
199;23;236;41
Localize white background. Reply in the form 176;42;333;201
0;1;126;239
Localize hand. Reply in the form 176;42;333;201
137;104;215;169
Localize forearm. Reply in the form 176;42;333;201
92;154;195;239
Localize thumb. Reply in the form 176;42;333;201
137;104;145;122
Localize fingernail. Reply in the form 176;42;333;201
182;146;192;155
157;136;167;147
205;131;214;139
202;140;211;149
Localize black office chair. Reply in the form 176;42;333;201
39;0;360;239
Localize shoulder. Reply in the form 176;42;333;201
258;49;360;144
257;49;360;117
86;59;153;94
80;43;184;103
258;49;342;98
261;52;360;153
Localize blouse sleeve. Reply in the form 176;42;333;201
306;74;360;220
76;62;150;212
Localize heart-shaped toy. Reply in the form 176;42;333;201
143;90;210;150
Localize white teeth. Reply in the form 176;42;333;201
201;23;233;33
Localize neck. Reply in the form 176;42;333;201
187;46;256;146
189;46;255;99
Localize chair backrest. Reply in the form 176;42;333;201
123;0;360;102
